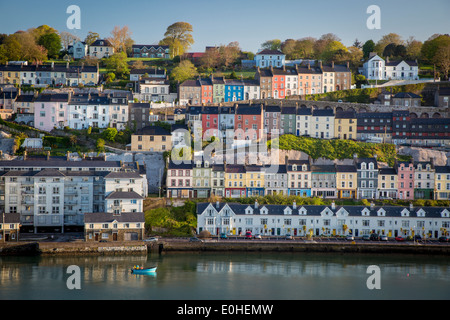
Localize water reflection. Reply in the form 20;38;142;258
0;253;449;300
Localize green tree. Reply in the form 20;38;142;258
105;52;129;79
37;33;61;59
96;138;105;152
160;22;194;58
261;39;281;51
84;31;100;46
362;40;375;59
170;60;197;83
102;127;118;142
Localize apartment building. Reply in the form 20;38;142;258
0;155;147;233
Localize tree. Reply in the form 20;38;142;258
319;40;348;62
261;39;281;51
105;52;129;79
131;60;146;69
102;127;118;142
375;33;404;56
219;42;241;69
84;31;99;46
160;22;194;58
60;31;80;50
200;47;221;69
362;40;375;59
281;39;299;60
405;37;422;60
434;43;450;80
421;34;450;63
295;37;315;58
171;60;197;83
37;33;61;59
108;25;133;53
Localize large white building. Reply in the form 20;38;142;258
361;54;419;81
255;49;286;68
197;202;450;239
0;155;147;233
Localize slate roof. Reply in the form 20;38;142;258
257;49;285;55
197;203;450;219
106;191;143;200
135;126;171;136
84;212;145;223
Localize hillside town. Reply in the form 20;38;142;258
0;23;449;244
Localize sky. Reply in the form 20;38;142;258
0;0;449;53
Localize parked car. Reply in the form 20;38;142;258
362;234;370;241
254;234;262;239
380;235;388;241
370;233;380;241
395;236;405;242
245;231;252;239
285;234;293;240
189;237;203;243
220;233;227;239
144;237;158;242
438;236;449;242
346;235;354;241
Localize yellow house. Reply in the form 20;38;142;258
225;164;246;198
245;165;265;197
335;111;357;140
131;126;172;152
336;165;357;199
435;166;450;200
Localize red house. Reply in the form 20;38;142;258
234;104;264;140
200;78;213;104
201;106;220;140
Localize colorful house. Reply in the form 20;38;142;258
396;160;415;200
224;79;244;102
245;165;265;197
287;160;311;197
435;166;450;200
235;104;264;140
336;165;357;199
225;164;246;198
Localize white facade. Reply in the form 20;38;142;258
72;41;88;60
68;103;110;129
0;159;147;233
255;50;286;68
197;202;450;239
362;54;419;81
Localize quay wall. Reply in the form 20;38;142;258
1;241;450;256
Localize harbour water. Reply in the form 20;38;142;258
0;252;449;300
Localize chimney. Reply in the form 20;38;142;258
23;150;27;161
216;201;220;209
346;61;350;69
308;63;311;70
66;151;70;161
331;201;335;210
410;202;413;210
255;200;258;209
293;201;297;209
370;201;374;210
331;61;334;68
319;60;323;68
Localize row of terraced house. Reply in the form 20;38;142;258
166;157;450;201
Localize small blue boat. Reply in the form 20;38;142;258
131;266;157;274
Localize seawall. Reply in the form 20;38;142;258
157;241;450;255
1;240;450;256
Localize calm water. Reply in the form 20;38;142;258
0;252;449;300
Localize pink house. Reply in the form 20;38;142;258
396;160;415;200
34;93;70;132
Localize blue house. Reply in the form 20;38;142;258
224;80;244;102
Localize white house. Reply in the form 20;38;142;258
71;41;88;60
68;94;110;129
255;49;286;68
88;39;114;59
196;202;450;239
361;54;419;81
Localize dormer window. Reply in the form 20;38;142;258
401;208;409;217
302;165;307;171
361;163;366;170
377;209;386;217
284;207;292;215
292;165;297;171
